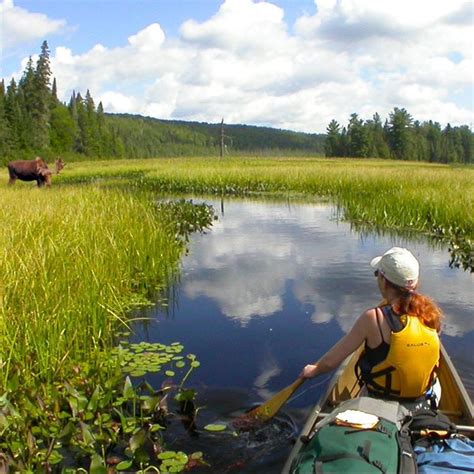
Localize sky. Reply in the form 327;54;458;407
0;0;473;133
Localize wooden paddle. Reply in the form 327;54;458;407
246;376;306;421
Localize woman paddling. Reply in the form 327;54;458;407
300;246;442;409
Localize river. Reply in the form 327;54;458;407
131;197;473;473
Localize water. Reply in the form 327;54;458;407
131;198;473;472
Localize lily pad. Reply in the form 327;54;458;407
130;370;146;377
203;423;227;432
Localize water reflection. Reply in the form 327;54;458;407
132;197;473;471
181;199;473;337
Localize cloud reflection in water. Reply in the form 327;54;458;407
181;199;473;338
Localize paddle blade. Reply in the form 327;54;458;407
246;377;305;421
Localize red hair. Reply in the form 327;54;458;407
385;280;443;332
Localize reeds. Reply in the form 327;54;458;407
63;157;474;239
0;186;183;389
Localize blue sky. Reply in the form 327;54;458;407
1;0;472;133
2;1;317;53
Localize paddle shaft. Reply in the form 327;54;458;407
412;425;474;434
289;376;306;393
247;376;307;420
456;424;474;433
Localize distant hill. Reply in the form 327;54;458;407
106;113;326;157
3;40;471;163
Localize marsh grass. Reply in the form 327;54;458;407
0;186;183;389
60;156;473;271
61;156;473;239
0;183;218;471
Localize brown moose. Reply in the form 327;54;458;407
7;157;65;187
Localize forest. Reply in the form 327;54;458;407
0;41;472;163
325;111;472;163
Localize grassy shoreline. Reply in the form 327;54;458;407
0;187;184;388
0;184;217;471
59;156;474;239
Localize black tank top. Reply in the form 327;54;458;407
364;305;404;367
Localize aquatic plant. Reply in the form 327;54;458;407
0;340;206;472
0;186;215;472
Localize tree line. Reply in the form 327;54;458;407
325;110;472;163
0;41;472;163
0;41;325;162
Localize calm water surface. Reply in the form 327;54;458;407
132;198;473;473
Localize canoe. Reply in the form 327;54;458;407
282;343;474;473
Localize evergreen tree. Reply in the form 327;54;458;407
33;40;52;149
4;79;24;151
424;121;442;162
347;113;369;157
97;101;114;156
49;103;76;152
0;80;13;157
18;57;37;149
325;119;342;157
339;126;349;157
109;124;126;157
73;92;87;153
68;90;78;119
51;77;60;108
441;124;463;163
457;125;473;164
85;90;101;155
411;120;428;161
366;113;390;158
387;107;414;160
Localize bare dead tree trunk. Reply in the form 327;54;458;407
220;118;224;159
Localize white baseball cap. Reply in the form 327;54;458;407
370;247;419;290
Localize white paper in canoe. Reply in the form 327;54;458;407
334;409;379;429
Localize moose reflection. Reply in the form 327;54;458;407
7;157;65;187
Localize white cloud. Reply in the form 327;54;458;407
0;0;66;49
99;91;141;114
128;23;165;52
297;0;472;43
180;0;288;54
3;0;473;132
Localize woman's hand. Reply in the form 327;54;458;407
300;364;318;379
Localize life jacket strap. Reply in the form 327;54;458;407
361;365;402;397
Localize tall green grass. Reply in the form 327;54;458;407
61;157;474;239
0;186;183;390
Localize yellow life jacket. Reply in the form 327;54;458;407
361;313;440;399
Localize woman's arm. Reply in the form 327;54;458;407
300;310;372;378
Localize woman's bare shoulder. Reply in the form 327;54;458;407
346;308;377;337
355;307;383;333
359;307;378;323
